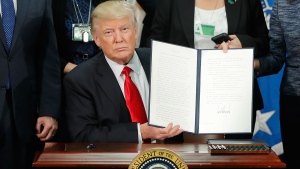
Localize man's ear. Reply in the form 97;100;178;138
92;34;101;47
134;27;138;40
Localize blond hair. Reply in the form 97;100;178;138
91;0;137;33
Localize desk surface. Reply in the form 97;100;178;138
33;142;285;168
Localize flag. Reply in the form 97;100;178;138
253;0;284;156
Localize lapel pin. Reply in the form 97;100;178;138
228;0;237;4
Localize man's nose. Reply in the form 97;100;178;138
114;31;123;42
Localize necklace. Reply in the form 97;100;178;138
210;0;219;22
197;0;219;24
71;0;93;42
194;0;220;36
72;0;92;25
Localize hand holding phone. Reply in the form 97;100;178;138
211;33;232;44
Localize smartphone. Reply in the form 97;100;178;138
211;33;232;44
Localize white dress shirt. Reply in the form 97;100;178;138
0;0;17;15
105;51;149;143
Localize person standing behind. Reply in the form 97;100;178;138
0;0;61;169
253;0;299;168
64;0;183;143
52;0;107;75
136;0;157;47
146;0;269;140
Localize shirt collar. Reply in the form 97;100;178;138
105;51;142;77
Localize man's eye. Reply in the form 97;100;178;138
104;31;113;36
122;27;129;32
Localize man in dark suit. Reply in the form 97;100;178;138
64;0;183;143
0;0;61;168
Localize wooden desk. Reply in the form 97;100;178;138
33;142;285;168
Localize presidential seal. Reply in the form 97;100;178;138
128;148;188;169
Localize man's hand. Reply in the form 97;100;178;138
36;116;58;141
140;123;183;140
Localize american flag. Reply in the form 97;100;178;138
253;0;284;156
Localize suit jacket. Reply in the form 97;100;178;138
147;0;269;111
64;48;183;143
0;0;61;142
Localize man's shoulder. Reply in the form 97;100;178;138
136;47;151;52
135;48;151;57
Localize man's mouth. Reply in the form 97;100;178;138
115;47;127;51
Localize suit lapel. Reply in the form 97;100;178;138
137;51;151;82
10;0;29;51
178;0;195;48
0;0;28;53
96;55;127;115
225;0;241;34
0;16;8;52
95;50;151;119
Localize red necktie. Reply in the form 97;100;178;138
122;66;147;124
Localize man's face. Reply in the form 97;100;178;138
93;16;138;65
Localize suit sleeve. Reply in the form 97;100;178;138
256;0;286;76
63;73;139;142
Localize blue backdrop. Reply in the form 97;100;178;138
253;0;284;156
